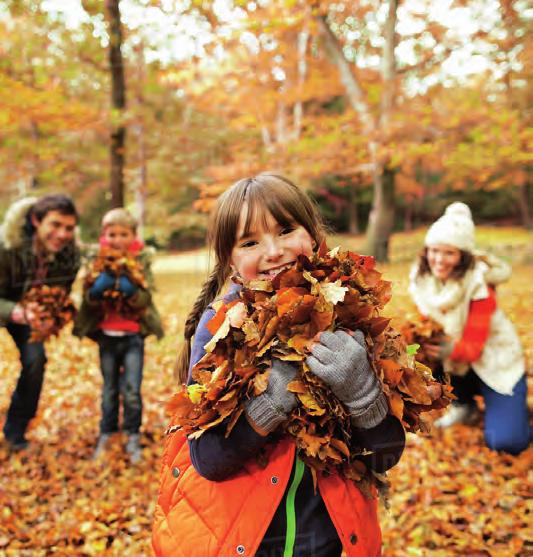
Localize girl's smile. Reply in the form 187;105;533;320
230;204;315;280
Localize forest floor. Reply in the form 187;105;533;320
0;226;531;556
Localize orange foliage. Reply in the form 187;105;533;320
84;247;147;319
167;244;453;492
21;285;77;343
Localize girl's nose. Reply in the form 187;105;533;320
265;237;283;259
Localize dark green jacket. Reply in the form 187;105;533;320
0;237;81;327
72;249;164;340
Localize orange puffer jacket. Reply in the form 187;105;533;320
152;431;382;557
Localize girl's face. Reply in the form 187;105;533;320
427;244;462;281
230;204;315;280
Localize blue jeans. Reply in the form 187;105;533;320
97;333;144;435
451;371;530;455
3;323;47;442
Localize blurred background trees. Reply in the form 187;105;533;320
0;0;531;258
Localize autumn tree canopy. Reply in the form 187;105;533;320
0;0;531;250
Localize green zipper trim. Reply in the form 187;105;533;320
283;456;305;557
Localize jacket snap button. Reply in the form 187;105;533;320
172;467;180;478
236;545;245;554
350;533;358;545
271;476;279;485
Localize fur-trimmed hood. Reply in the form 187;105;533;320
0;197;82;326
0;197;38;249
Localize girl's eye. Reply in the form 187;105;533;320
280;226;294;235
240;240;257;248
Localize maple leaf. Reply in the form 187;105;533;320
319;280;348;306
166;245;453;489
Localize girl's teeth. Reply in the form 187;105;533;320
264;265;291;277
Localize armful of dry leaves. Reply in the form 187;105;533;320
21;285;77;343
84;246;147;316
400;317;451;381
167;244;454;484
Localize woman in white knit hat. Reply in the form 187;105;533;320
409;202;530;454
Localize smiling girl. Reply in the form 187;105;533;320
409;202;529;454
153;174;406;557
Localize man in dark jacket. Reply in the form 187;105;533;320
0;195;80;450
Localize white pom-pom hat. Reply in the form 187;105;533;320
425;202;475;252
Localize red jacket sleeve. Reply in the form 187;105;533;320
450;287;497;363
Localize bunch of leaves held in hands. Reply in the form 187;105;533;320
22;285;77;342
168;244;453;487
400;317;449;372
84;246;146;316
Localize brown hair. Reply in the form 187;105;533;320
416;247;475;280
174;173;327;383
31;194;78;223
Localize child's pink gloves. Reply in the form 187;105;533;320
306;330;388;429
245;359;298;435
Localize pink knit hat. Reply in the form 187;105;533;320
425;202;475;252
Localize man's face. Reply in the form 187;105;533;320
32;210;77;254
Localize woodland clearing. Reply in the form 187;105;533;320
0;228;531;556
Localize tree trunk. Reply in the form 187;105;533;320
134;41;146;238
276;77;289;145
136;125;147;238
366;167;395;262
106;0;126;208
518;182;532;229
318;5;398;261
276;100;287;144
404;202;413;231
260;125;272;149
347;184;359;234
293;24;309;141
317;16;374;134
367;0;398;261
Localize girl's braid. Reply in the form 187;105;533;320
174;262;228;383
184;263;226;339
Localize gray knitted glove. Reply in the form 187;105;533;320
306;330;388;429
245;359;298;435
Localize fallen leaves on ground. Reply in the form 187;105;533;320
0;253;531;556
380;430;532;556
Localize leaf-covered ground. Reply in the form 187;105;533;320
0;228;531;556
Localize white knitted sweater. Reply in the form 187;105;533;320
409;252;525;395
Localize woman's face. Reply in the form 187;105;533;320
230;204;315;281
427;244;462;281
